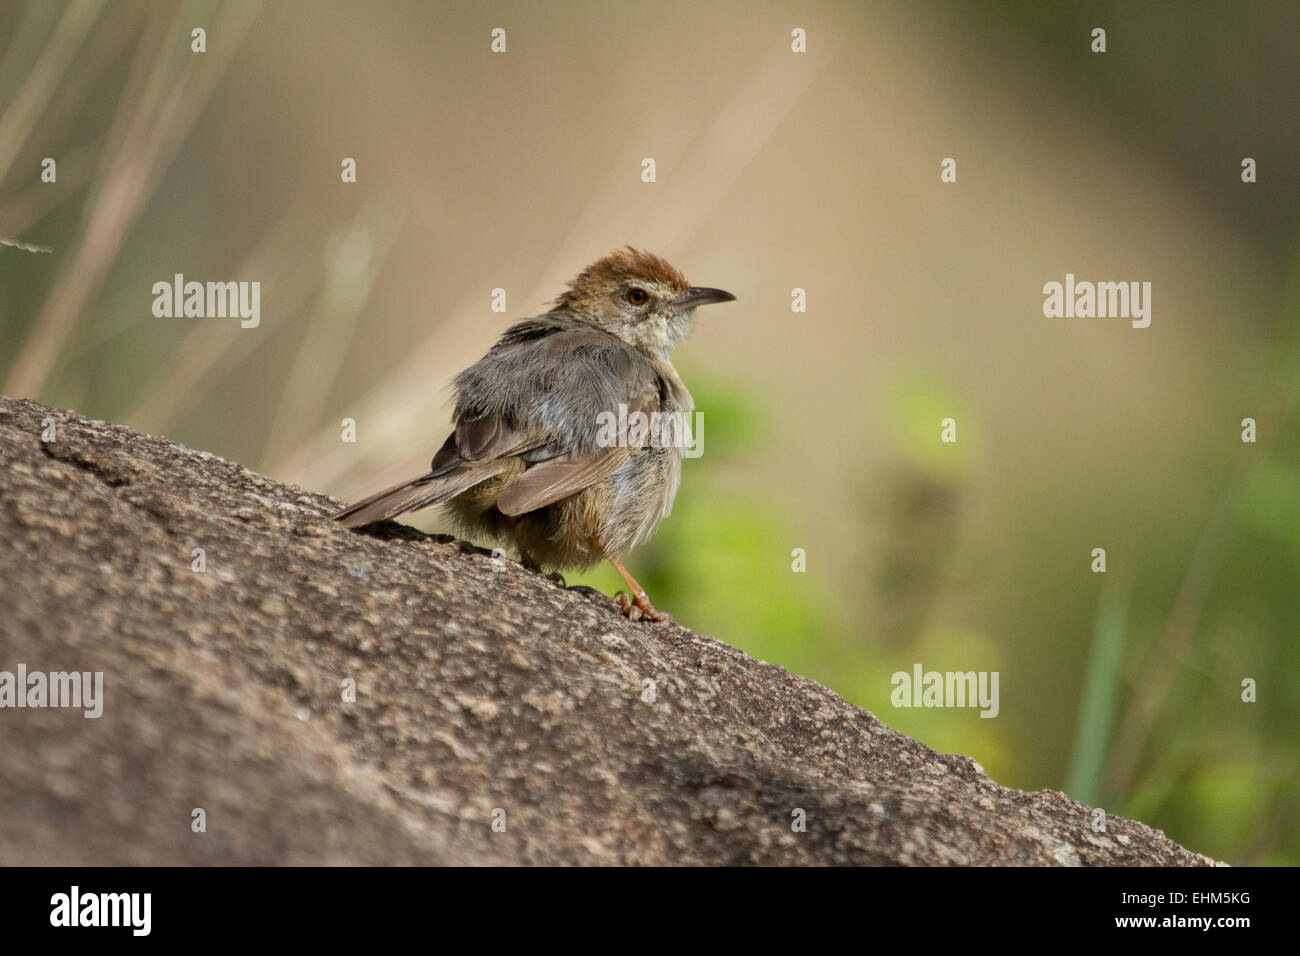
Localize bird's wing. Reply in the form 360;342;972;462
445;324;666;514
495;445;632;516
447;414;541;464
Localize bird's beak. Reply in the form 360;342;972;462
670;287;737;310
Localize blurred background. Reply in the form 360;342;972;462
1;0;1297;864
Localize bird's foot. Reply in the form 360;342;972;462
615;589;674;624
600;547;673;623
546;571;566;587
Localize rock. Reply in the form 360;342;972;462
0;397;1215;865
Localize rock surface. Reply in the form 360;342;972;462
0;396;1215;865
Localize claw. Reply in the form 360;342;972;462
615;588;671;624
615;590;641;622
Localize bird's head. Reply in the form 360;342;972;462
553;248;735;356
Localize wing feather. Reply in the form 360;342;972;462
495;446;632;516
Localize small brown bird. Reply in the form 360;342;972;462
333;248;735;622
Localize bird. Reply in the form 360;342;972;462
333;248;736;622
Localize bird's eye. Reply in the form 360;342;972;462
626;287;649;306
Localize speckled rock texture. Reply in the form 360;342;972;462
0;396;1215;865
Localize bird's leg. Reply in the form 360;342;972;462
585;534;671;622
607;555;673;624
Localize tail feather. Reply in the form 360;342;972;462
332;463;505;529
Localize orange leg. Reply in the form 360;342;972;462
590;535;672;623
607;554;673;623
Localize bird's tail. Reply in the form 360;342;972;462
332;462;505;529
